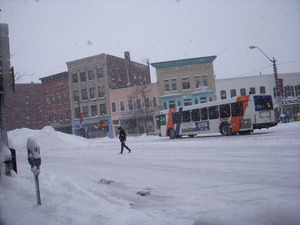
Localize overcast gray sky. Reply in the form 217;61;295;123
1;0;300;83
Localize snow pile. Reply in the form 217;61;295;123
0;122;300;225
8;126;91;151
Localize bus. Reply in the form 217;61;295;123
158;94;277;139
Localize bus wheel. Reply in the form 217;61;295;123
220;123;232;136
168;128;176;139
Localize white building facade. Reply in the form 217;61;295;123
216;72;300;120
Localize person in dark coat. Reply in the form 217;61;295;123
118;126;131;154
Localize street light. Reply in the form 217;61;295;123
249;46;282;114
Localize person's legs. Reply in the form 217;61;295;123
124;143;131;152
120;142;125;154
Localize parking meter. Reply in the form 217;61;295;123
27;137;41;174
27;137;41;205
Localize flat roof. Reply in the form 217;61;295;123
151;55;217;69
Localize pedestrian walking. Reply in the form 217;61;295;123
118;126;131;154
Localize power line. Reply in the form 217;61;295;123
239;59;300;77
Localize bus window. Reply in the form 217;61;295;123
182;110;191;122
219;104;230;118
254;96;273;111
201;108;208;120
231;102;243;117
209;106;219;119
172;112;182;124
160;114;166;126
191;109;200;121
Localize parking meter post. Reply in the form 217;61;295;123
34;173;41;205
27;137;41;205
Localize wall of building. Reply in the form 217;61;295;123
40;72;72;133
66;52;151;138
215;72;300;121
6;83;45;131
152;56;217;110
109;83;160;137
215;73;300;101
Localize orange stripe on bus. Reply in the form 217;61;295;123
166;108;177;136
230;95;250;132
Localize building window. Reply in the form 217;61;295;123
88;70;95;80
195;98;199;104
83;106;89;118
73;90;80;102
37;100;41;109
81;89;88;101
97;68;103;79
98;86;105;98
63;93;68;104
200;97;207;103
163;102;168;110
46;96;50;107
47;113;51;122
111;102;116;113
57;94;62;105
195;75;201;88
91;105;97;117
202;75;208;86
75;107;80;119
220;90;227;99
72;73;78;83
284;85;294;97
80;72;86;82
118;70;122;81
164;80;170;92
240;88;246;96
51;95;55;106
169;100;176;109
145;98;150;108
90;87;95;99
230;89;236;98
59;111;63;121
171;79;177;91
137;99;142;109
177;100;182;107
250;87;256;94
182;77;190;90
53;112;56;122
152;97;157;107
65;110;69;120
100;104;107;115
128;100;133;111
295;84;300;96
184;99;192;106
260;86;266;94
120;101;125;111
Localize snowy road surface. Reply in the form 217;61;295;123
1;122;300;225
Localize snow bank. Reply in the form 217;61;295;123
8;126;91;151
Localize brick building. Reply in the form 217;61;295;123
66;52;151;138
40;72;72;133
6;83;45;131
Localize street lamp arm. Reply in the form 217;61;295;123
249;46;274;63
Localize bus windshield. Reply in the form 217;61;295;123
254;96;273;111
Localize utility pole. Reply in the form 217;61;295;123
0;23;14;176
249;46;283;115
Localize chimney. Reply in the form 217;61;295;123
124;51;131;61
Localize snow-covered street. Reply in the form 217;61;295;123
1;122;300;225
